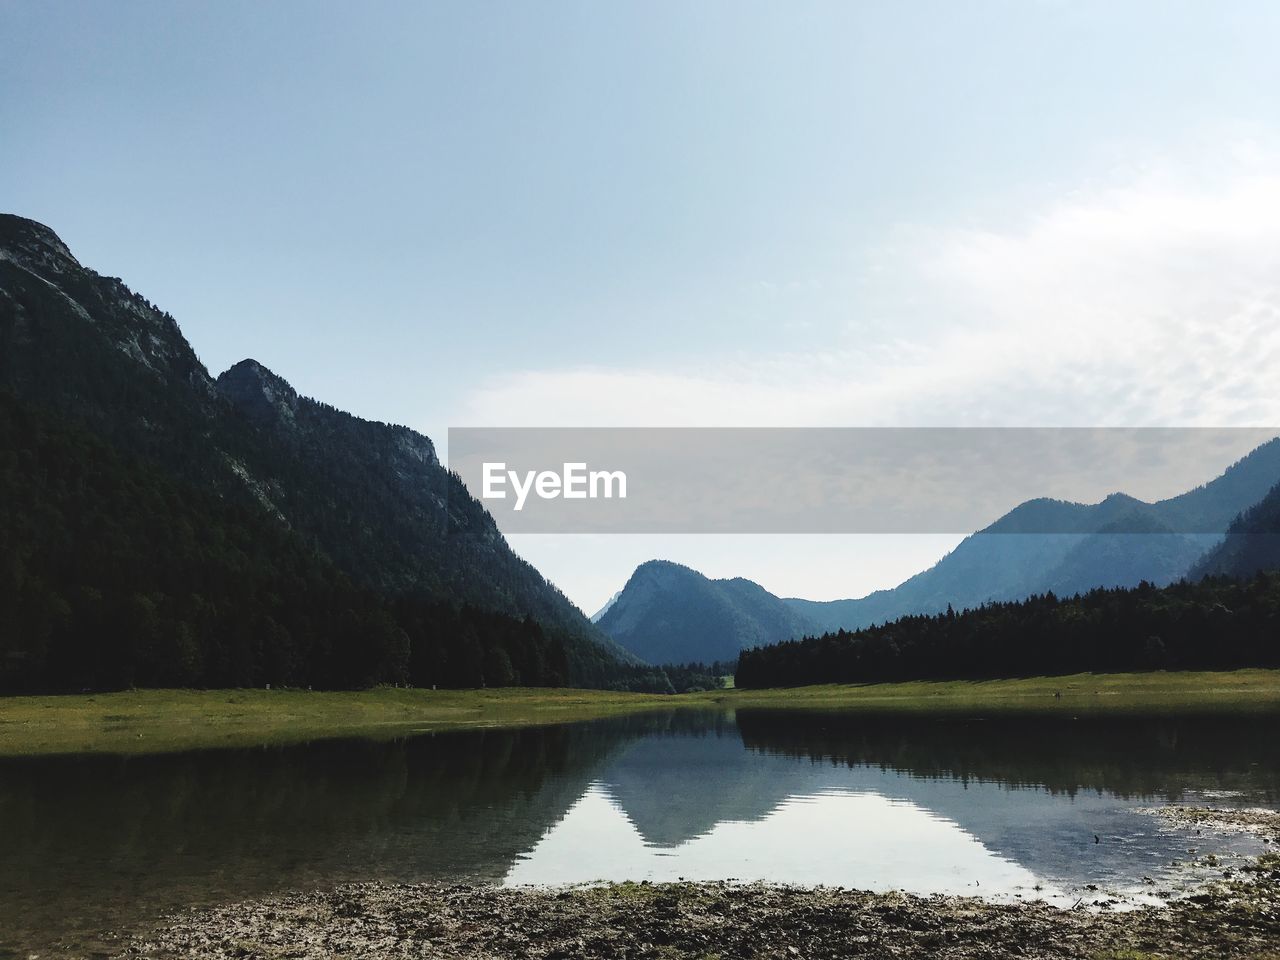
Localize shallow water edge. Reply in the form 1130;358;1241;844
107;809;1280;960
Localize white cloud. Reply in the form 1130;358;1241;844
451;147;1280;610
456;149;1280;429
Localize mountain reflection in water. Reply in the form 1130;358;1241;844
506;711;1279;903
2;709;1278;955
507;784;1054;898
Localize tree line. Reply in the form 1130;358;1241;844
602;659;736;695
735;573;1280;689
0;392;571;693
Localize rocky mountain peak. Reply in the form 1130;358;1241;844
0;214;82;277
632;559;690;579
216;359;301;425
0;213;213;396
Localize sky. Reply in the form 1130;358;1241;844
4;1;1280;613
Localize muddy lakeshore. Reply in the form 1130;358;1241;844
110;809;1280;960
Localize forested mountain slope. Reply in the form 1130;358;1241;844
1189;481;1280;580
0;214;633;689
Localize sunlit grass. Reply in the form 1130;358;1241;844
696;669;1280;714
0;686;680;756
2;669;1278;756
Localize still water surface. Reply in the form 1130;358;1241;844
2;709;1278;956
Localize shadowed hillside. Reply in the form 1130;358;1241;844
0;214;636;689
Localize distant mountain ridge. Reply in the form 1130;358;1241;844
786;440;1280;634
596;560;821;664
599;442;1280;664
0;213;634;687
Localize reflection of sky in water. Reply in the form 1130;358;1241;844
507;783;1061;901
505;732;1272;907
4;711;1279;955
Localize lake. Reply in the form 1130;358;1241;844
2;708;1278;957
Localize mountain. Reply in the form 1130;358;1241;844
596;560;821;664
0;213;633;689
597;442;1280;664
784;442;1280;633
207;355;626;662
1189;480;1280;579
591;591;623;623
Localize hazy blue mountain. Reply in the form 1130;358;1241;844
596;560;821;664
0;213;633;685
598;442;1280;663
1189;480;1280;579
785;441;1280;632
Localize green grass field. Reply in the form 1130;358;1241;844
0;686;682;756
703;669;1280;714
2;669;1279;756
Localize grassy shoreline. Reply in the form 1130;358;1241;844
0;687;679;756
714;668;1280;713
2;668;1279;756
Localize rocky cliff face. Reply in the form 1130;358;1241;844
217;359;303;428
0;214;214;399
0;215;81;274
